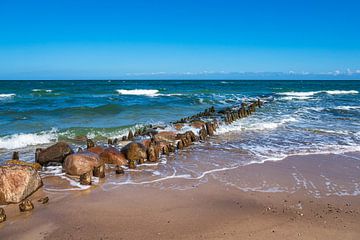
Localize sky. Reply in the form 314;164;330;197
0;0;359;80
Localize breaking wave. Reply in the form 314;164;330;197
116;89;182;97
0;129;58;150
0;93;16;99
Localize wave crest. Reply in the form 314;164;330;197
0;93;16;99
0;129;58;150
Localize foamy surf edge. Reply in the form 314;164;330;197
0;93;16;99
116;89;182;97
0;129;58;150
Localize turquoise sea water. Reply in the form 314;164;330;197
0;80;360;165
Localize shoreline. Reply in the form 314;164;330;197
1;152;359;239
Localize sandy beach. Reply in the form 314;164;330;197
1;152;359;240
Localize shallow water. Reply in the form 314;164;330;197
1;80;360;194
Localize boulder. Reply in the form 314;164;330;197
206;122;214;136
128;130;134;141
86;139;95;149
199;127;207;141
19;199;34;212
36;142;73;166
87;146;104;155
115;166;125;174
12;151;19;160
147;145;159;162
177;140;184;150
128;160;137;169
99;147;128;166
63;152;104;176
121;142;147;162
153;131;177;142
80;172;92;185
0;165;43;204
5;160;42;171
0;208;6;223
93;164;105;178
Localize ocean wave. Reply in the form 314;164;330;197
0;129;58;150
334;106;360;111
116;89;182;97
32;89;53;93
0;93;16;99
324;90;359;95
278;90;359;100
216;116;298;134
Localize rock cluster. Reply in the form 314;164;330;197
0;98;264;222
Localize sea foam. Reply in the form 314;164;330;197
0;129;58;149
116;89;182;97
0;93;16;99
32;89;53;93
116;89;160;97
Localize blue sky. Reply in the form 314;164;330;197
0;0;359;79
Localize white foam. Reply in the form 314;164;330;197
117;89;159;96
116;89;182;97
279;91;319;97
0;129;58;150
278;90;358;100
32;89;53;93
324;90;358;95
335;106;360;110
216;116;298;134
0;93;16;99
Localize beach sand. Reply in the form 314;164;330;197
1;153;359;240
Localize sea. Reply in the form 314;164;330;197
0;80;359;193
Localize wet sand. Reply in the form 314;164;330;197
1;153;360;240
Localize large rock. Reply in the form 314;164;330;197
0;165;43;204
99;147;128;166
36;142;73;165
87;146;105;155
121;142;147;162
5;160;42;171
153;131;177;142
63;152;104;176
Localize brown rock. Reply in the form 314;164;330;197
38;196;49;204
12;151;19;160
121;142;147;162
115;166;124;174
0;165;43;204
99;147;128;166
93;164;105;178
36;142;73;166
5;160;42;171
128;130;134;141
108;139;113;145
0;208;6;223
186;131;197;142
177;140;184;150
168;144;176;153
128;160;136;169
87;139;95;149
63;152;104;176
147;145;159;162
87;146;104;155
174;123;184;130
153;131;177;142
205;122;214;136
199;127;207;141
80;172;92;185
19;199;34;212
